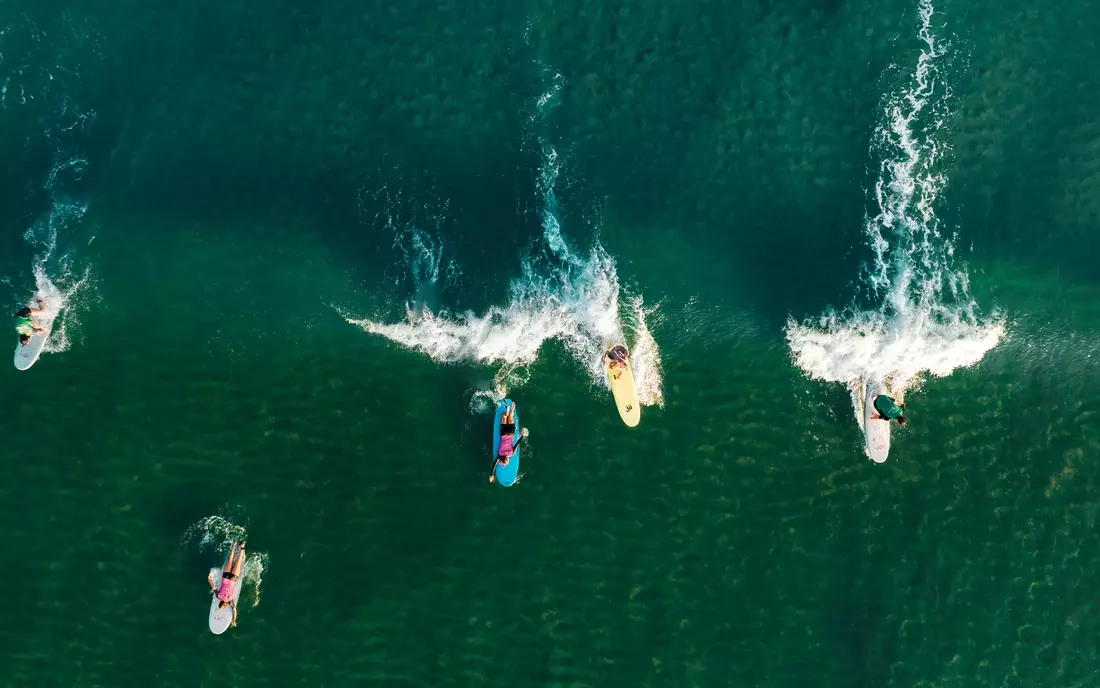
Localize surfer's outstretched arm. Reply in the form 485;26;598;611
208;570;218;591
230;601;238;627
511;428;529;454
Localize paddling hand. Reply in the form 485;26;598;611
489;474;496;483
521;428;529;438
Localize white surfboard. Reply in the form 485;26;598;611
14;330;50;371
863;378;891;463
208;546;245;635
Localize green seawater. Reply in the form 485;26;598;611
2;0;1100;686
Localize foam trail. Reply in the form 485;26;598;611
786;0;1003;422
20;156;95;355
346;51;663;407
623;295;665;407
183;513;269;609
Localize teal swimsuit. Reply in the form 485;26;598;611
873;395;904;420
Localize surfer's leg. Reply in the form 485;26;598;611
227;542;243;572
234;543;247;575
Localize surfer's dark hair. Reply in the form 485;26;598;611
897;416;908;426
19;334;29;344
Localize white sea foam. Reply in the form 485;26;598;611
786;0;1003;421
345;54;663;407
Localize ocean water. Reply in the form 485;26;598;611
2;0;1100;686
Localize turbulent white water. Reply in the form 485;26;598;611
786;0;1004;413
346;55;664;406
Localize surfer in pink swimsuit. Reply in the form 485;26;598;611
207;540;246;626
489;402;529;483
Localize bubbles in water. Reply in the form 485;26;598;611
183;514;247;550
241;551;268;608
786;0;1003;406
0;13;102;112
360;181;459;301
468;388;499;415
624;296;665;407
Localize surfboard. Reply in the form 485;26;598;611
863;378;891;463
492;399;520;487
13;302;53;371
14;331;49;371
208;543;245;635
607;350;641;427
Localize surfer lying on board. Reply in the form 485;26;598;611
489;402;528;484
605;345;629;380
208;540;246;626
871;394;908;426
14;300;47;345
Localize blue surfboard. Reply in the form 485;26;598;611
492;399;520;487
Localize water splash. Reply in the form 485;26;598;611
19;155;95;356
183;513;269;609
0;13;102;112
345;51;663;407
359;182;458;306
623;295;665;407
786;0;1003;413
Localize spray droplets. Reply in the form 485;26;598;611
344;54;663;408
787;0;1003;403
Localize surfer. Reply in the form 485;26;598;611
207;540;246;627
605;345;629;380
871;394;908;426
489;402;528;484
14;299;47;345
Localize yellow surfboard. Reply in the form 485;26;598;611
607;357;641;427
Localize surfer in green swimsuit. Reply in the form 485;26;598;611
14;300;47;345
871;394;908;426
